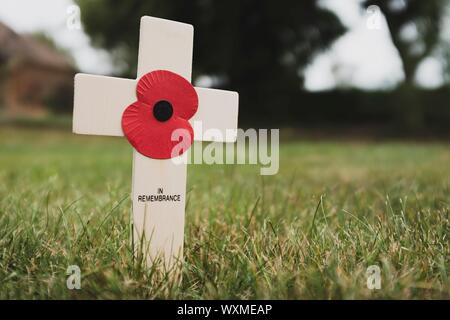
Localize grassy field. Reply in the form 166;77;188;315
0;127;448;299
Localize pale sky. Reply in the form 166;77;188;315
0;0;445;89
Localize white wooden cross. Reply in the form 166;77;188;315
73;16;239;268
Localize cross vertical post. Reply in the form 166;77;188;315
132;16;193;268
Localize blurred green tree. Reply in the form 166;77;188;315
75;0;345;121
363;0;448;85
363;0;450;130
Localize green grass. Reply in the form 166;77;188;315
0;127;448;299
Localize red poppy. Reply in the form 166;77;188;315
122;70;198;159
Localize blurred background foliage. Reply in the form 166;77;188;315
75;0;346;126
364;0;447;85
1;0;447;137
74;0;450;137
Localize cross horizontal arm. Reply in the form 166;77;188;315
192;88;239;143
73;74;239;142
73;74;136;136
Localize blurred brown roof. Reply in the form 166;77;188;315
0;21;74;71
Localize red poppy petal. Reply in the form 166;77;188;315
136;70;198;120
122;101;194;159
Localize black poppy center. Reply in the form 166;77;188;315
153;100;173;122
